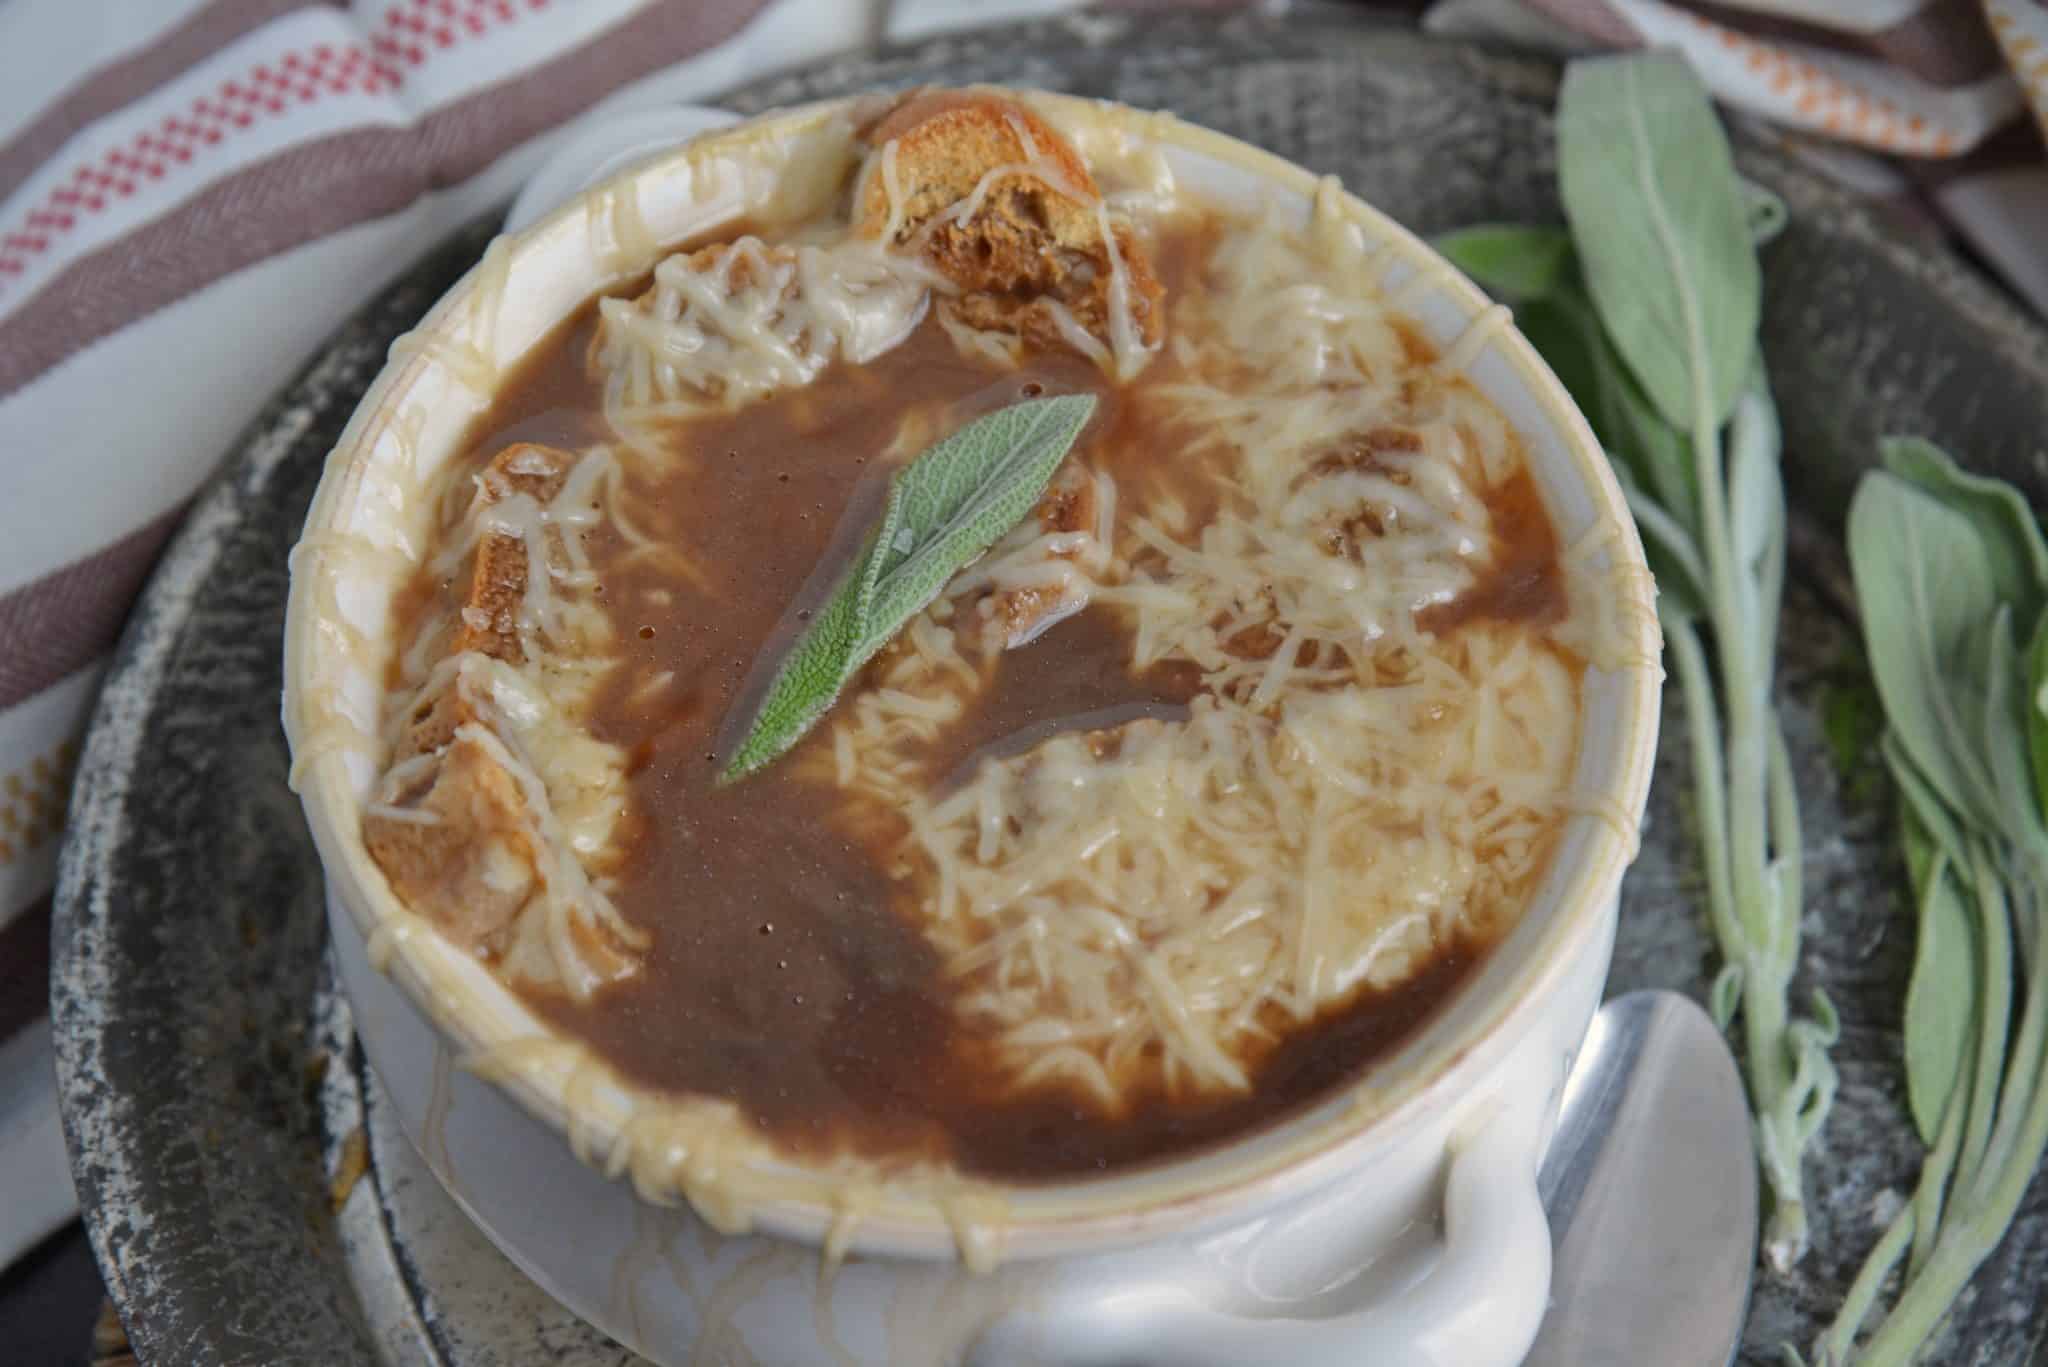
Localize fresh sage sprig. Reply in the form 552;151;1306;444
721;393;1097;781
1438;50;1837;1272
1808;442;2048;1365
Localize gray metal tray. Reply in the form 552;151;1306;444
51;10;2048;1364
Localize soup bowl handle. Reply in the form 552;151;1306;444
971;1093;1553;1367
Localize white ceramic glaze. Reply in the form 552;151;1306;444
285;90;1661;1366
504;105;744;236
334;878;1612;1366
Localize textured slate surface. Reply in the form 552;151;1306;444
50;10;2048;1365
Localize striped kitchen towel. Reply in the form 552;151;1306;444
1427;0;2048;311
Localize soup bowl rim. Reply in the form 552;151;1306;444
283;87;1662;1265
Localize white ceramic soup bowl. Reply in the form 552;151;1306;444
284;90;1662;1366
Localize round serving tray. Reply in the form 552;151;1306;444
51;10;2048;1364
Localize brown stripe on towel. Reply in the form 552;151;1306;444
0;894;52;1048
0;506;188;711
1685;0;2007;89
0;0;315;204
1520;0;1646;50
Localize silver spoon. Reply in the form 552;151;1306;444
1524;989;1758;1367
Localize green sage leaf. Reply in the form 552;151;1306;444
1979;606;2046;851
2027;604;2048;824
1899;799;1978;1145
722;393;1098;782
1434;224;1574;301
1741;176;1788;245
1710;961;1745;1032
858;394;1098;656
1883;731;1970;870
1849;472;2007;833
1882;435;2048;630
720;569;867;783
1602;332;1698;519
1808;986;1841;1046
1788;988;1841;1149
1513;287;1607;419
1727;372;1785;579
1517;278;1700;533
1557;51;1761;434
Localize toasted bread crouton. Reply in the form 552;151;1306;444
604;240;785;332
366;711;644;989
592;236;928;410
364;441;638;984
985;581;1080;650
385;442;573;768
451;442;571;666
976;463;1105;649
369;442;571;950
366;726;542;949
855;90;1164;363
1033;461;1097;538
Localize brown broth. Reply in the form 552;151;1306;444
1416;465;1567;636
400;220;1575;1182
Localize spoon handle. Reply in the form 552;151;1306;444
1524;990;1757;1367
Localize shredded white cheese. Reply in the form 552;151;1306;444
808;200;1583;1104
592;234;938;439
369;447;642;998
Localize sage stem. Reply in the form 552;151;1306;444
1813;1201;1915;1366
1688;396;1811;1268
